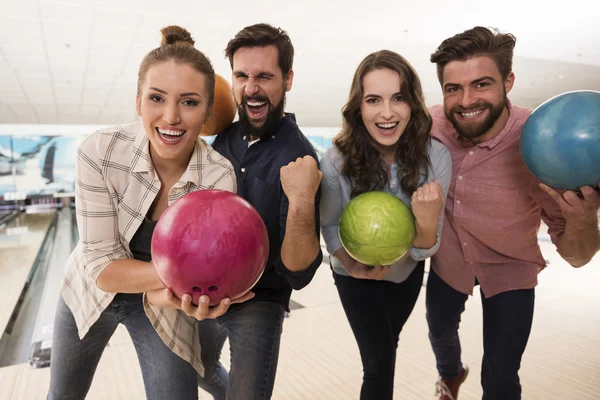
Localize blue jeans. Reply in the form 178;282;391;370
333;262;425;400
48;294;199;400
426;268;535;400
197;301;285;400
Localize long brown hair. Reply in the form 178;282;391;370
335;50;432;197
138;26;216;110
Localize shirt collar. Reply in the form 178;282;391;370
239;112;297;143
477;98;516;150
131;122;153;173
178;141;205;186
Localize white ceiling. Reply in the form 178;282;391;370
1;0;599;128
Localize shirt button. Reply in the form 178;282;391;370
463;242;468;246
469;151;474;155
241;167;246;173
458;176;463;180
243;136;247;140
271;135;275;139
456;200;461;204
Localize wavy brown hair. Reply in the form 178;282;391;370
335;50;432;197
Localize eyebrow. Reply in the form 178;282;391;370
443;76;496;90
233;71;275;78
364;91;403;98
149;87;201;97
472;76;496;84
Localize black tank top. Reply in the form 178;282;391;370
129;217;158;262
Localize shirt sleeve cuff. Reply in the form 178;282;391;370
277;249;324;291
322;225;343;256
409;235;441;261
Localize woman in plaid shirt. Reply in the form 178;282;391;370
48;26;248;400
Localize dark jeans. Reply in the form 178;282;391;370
333;261;425;400
426;268;535;400
196;300;286;400
48;294;198;400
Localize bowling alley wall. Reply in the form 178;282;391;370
0;124;338;206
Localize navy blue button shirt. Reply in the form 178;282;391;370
211;113;323;309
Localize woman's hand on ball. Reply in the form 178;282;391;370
149;288;255;320
179;290;255;320
348;262;389;281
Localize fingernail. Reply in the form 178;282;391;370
224;298;231;305
200;296;208;304
183;294;191;303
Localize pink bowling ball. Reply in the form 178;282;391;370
151;189;268;306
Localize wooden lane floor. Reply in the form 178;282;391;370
0;233;598;399
0;211;55;337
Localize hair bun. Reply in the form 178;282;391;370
160;25;195;47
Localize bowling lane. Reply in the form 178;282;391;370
0;212;55;337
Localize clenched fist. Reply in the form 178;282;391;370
280;156;323;203
411;179;444;226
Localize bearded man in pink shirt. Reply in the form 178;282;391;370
426;26;600;400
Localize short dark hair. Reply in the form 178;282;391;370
225;23;294;76
430;26;516;84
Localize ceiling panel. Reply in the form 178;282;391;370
20;90;55;105
0;0;598;126
0;104;17;122
0;16;44;40
3;45;48;67
11;104;39;123
35;110;58;123
82;93;112;108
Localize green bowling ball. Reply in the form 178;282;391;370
339;191;416;266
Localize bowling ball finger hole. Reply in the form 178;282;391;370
189;286;218;294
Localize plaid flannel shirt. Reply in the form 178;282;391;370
60;121;236;375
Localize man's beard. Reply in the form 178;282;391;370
445;94;507;142
237;94;286;140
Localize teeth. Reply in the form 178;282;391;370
247;101;266;107
376;122;398;129
461;110;483;119
158;128;185;137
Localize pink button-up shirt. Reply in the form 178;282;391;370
429;101;566;297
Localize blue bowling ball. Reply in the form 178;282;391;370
520;90;600;190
